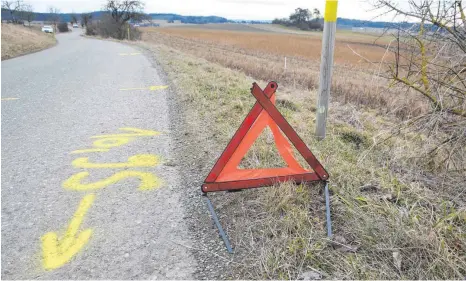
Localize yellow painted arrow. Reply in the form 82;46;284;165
41;194;95;270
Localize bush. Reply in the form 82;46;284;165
297;22;309;31
57;22;69;32
85;15;141;40
308;20;323;31
85;23;98;36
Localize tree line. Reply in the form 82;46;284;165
1;0;34;26
272;8;323;31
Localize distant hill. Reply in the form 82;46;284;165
1;8;411;29
149;13;228;24
336;18;415;29
1;9;227;24
1;9;106;23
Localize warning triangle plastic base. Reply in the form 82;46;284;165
202;82;328;193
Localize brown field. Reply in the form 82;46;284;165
152;26;393;65
1;24;56;60
169;23;273;33
141;26;423;119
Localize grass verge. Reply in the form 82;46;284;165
136;40;465;279
1;24;56;60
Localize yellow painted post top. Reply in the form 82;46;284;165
324;0;338;22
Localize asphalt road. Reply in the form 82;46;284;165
1;30;196;279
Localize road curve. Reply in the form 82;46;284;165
1;30;196;279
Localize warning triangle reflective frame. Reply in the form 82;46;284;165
202;82;328;193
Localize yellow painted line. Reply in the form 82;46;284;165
1;98;19;101
119;85;168;91
91;127;161;139
70;148;110;154
149;85;168;91
130;52;141;55
72;154;160;169
92;137;135;148
324;0;338;22
41;194;95;270
63;171;162;191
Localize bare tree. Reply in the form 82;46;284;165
374;0;465;171
289;8;311;26
313;8;321;19
48;6;60;31
20;3;34;26
102;0;146;39
80;13;92;27
2;0;24;23
70;13;78;24
105;0;145;24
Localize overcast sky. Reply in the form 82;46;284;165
28;0;396;21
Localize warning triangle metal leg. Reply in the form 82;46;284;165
203;195;233;253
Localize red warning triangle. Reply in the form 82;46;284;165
202;82;328;193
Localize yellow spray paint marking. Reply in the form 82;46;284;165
91;128;161;139
92;137;134;148
119;85;168;91
70;129;160;155
72;154;160;169
149;85;168;91
63;171;162;191
41;194;95;270
1;97;19;101
70;148;110;154
324;0;338;22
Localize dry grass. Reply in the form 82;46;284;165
1;24;56;60
135;39;465;279
141;28;427;120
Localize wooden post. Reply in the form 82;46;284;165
315;0;338;140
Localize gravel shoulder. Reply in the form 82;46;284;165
134;43;236;279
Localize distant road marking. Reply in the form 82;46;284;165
72;154;160;169
63;171;162;191
41;194;95;270
119;85;168;91
119;52;141;56
1;97;19;101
